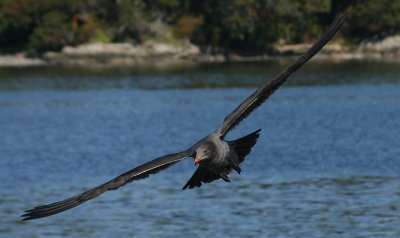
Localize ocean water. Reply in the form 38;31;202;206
1;61;399;237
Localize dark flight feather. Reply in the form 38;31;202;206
227;128;261;163
22;150;193;220
219;14;347;138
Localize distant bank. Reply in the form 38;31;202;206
1;36;400;67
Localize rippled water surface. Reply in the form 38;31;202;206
1;61;400;237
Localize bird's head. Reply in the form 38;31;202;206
194;142;216;165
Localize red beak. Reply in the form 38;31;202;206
194;156;201;164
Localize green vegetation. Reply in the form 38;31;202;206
0;0;399;55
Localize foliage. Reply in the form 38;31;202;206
27;11;72;55
191;0;279;53
0;0;399;55
345;0;400;41
174;15;203;38
112;0;142;43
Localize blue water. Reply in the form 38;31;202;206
1;62;400;237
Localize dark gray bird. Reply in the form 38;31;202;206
22;14;346;220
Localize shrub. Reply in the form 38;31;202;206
345;0;400;41
174;15;203;38
27;11;73;55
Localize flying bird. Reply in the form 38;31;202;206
22;14;346;220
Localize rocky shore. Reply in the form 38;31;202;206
0;53;45;67
42;40;203;67
1;36;400;67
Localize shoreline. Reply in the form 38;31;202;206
1;36;399;67
0;53;46;67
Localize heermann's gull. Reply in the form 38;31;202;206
22;14;346;220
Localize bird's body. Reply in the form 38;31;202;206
183;129;260;189
22;14;346;220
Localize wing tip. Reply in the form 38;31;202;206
21;211;38;221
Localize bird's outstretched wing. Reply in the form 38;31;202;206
22;149;193;220
218;14;346;138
